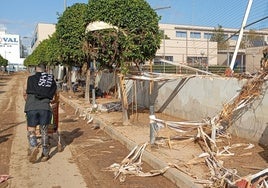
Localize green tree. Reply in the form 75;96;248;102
24;39;50;66
56;3;88;67
244;29;265;47
210;25;229;50
84;0;161;125
24;34;61;71
46;33;62;66
56;3;89;94
0;54;8;70
84;0;161;72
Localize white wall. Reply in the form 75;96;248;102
98;72;268;145
139;76;268;145
0;34;22;64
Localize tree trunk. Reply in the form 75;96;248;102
118;73;129;125
67;66;72;93
85;68;91;102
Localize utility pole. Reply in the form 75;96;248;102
229;0;253;71
153;6;171;73
64;0;67;11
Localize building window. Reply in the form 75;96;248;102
204;33;213;39
31;33;37;48
187;57;199;65
187;56;207;66
190;32;201;39
154;56;174;65
176;31;187;38
165;56;173;61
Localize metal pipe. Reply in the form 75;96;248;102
149;106;158;144
92;88;96;106
229;0;253;71
64;0;67;11
159;58;219;76
224;15;268;43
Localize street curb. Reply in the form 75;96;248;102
60;94;201;188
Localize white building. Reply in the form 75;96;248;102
31;22;268;73
156;23;268;73
0;29;25;71
156;24;218;66
31;23;56;51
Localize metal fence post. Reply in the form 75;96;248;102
92;88;96;106
149;105;158;144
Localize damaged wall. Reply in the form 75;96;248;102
134;76;268;145
99;73;268;145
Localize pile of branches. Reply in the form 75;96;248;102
106;142;170;182
149;70;268;187
214;70;268;133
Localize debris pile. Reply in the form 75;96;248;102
261;47;268;71
106;142;170;182
71;66;268;187
149;70;268;187
215;71;268;133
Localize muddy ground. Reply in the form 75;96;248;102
0;72;177;188
0;72;267;188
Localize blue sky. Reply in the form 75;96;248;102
1;0;267;39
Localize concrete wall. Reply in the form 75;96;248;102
98;73;268;145
137;76;268;146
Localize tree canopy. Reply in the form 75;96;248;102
24;38;50;66
24;0;161;73
84;0;161;71
56;3;88;67
0;54;8;67
245;29;266;47
210;25;229;50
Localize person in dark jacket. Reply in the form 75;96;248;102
24;63;57;163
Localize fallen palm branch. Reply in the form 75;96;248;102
150;71;268;140
147;71;268;187
150;115;264;187
150;115;209;137
197;126;242;187
148;71;268;149
215;71;268;133
106;142;170;182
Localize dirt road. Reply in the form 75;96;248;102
0;72;87;188
0;72;177;187
2;72;267;188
